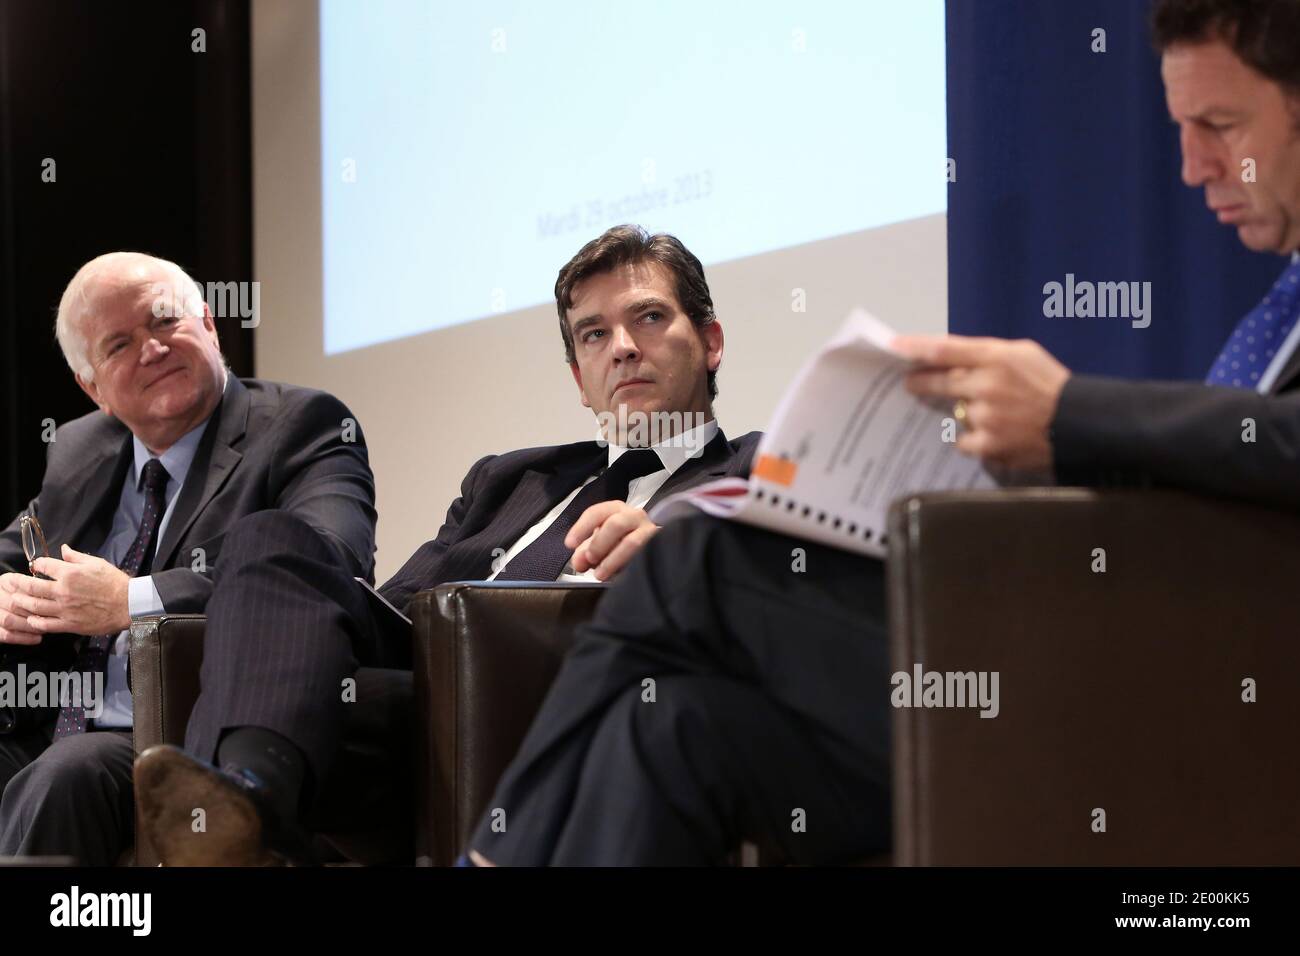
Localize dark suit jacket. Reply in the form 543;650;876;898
379;428;761;613
0;377;377;730
1052;338;1300;509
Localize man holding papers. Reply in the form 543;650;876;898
465;0;1300;865
900;2;1300;507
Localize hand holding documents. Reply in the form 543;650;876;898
650;309;996;558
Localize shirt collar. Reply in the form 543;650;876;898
130;374;227;491
607;417;720;476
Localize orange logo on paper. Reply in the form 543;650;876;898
753;455;796;487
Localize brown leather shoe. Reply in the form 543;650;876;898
135;745;298;866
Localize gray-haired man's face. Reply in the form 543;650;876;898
76;272;226;452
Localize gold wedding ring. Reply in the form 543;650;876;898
952;398;970;430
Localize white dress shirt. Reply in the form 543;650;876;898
1255;250;1300;394
488;418;720;583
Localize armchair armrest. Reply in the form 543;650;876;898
127;613;415;866
411;581;607;866
128;614;206;756
887;488;1300;865
127;614;206;867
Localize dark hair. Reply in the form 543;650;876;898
554;224;718;400
1151;0;1300;96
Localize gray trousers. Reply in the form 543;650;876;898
0;726;134;866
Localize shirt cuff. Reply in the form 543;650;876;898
128;575;166;618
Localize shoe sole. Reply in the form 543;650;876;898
136;747;279;867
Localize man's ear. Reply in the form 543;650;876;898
570;360;591;409
703;319;724;373
76;373;112;416
201;301;221;345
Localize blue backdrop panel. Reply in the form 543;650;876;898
946;0;1281;379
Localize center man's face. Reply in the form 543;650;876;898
1162;39;1300;254
566;260;723;443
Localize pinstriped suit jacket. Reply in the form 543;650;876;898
378;428;761;613
0;378;377;733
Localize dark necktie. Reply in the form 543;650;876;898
1205;258;1300;389
496;448;664;581
54;457;170;739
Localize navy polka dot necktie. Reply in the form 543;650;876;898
53;458;170;739
1205;259;1300;389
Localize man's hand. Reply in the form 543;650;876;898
892;334;1072;472
566;501;660;581
3;544;131;636
0;576;44;645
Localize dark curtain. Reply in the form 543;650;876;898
0;0;253;518
946;0;1281;378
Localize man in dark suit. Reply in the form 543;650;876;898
0;252;376;865
133;224;759;864
464;0;1300;866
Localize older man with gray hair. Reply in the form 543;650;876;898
0;252;377;865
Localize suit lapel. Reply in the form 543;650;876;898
439;444;607;582
645;429;734;510
438;432;737;582
53;428;133;554
152;378;249;569
508;448;610;540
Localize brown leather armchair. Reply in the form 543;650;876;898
414;489;1300;865
410;581;606;866
888;488;1300;865
127;615;414;866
